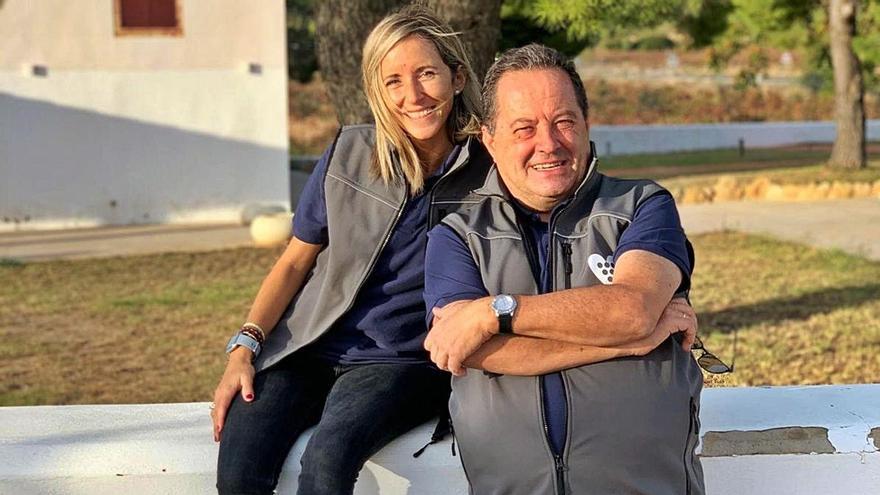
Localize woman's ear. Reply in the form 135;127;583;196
453;66;466;94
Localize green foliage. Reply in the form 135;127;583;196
288;0;318;83
707;0;880;93
525;0;682;42
500;0;592;55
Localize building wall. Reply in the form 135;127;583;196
0;0;289;230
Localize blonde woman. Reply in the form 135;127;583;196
212;6;490;494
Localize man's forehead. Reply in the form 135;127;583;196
494;68;580;119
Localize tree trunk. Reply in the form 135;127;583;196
315;0;501;126
426;0;502;84
315;0;406;126
828;0;866;169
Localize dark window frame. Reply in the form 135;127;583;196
114;0;183;37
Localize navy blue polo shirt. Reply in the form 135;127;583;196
292;144;461;365
424;191;693;455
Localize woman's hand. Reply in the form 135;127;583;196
211;347;255;442
625;297;698;356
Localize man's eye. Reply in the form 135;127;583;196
557;120;575;130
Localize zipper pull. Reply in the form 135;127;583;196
561;243;573;274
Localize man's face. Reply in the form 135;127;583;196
482;68;590;215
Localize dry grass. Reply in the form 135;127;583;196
2;233;878;406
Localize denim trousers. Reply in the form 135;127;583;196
216;354;450;495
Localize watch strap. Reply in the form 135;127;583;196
498;313;513;334
226;332;261;358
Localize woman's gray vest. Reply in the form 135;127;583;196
442;151;705;495
254;124;490;372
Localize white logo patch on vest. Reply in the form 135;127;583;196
588;254;615;284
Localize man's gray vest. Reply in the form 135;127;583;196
442;150;705;495
254;124;490;372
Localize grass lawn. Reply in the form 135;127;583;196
2;232;879;405
602;143;880;181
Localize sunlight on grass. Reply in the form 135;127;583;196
1;234;878;405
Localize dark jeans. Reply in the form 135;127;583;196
216;354;450;495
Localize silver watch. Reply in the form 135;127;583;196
491;294;517;334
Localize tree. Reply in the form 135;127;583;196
703;0;873;169
429;0;502;84
315;0;405;125
288;0;318;83
314;0;501;126
828;0;866;168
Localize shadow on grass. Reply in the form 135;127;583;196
700;283;880;335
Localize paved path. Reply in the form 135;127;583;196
678;198;880;260
1;198;878;262
0;224;253;262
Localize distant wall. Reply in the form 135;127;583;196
591;120;880;157
1;384;878;494
0;0;289;231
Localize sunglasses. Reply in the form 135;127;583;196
691;335;735;374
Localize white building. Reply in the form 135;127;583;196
0;0;289;231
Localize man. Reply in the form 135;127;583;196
423;44;705;494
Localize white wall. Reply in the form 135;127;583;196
0;0;289;231
1;384;878;494
590;120;880;157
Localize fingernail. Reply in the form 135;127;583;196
245;393;254;401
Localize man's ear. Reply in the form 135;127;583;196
481;125;497;160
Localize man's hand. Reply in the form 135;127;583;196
211;347;255;442
425;298;497;376
623;297;697;356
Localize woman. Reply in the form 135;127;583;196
213;6;697;495
212;6;490;494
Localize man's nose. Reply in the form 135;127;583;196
535;125;561;154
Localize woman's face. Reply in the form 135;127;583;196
380;35;463;148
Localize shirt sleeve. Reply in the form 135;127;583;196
424;224;489;327
614;193;694;293
291;145;331;245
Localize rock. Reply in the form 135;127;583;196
713;176;743;202
852;182;872;198
828;181;854;199
763;183;786;202
744;176;771;200
250;213;293;247
682;186;715;204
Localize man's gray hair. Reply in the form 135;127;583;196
482;43;589;133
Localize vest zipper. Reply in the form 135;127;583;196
554;454;566;494
539;378;568;495
341;188;407;317
561;242;573;290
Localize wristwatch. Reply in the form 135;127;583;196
226;332;261;358
491;294;517;334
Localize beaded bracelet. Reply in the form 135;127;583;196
240;327;264;346
241;322;266;343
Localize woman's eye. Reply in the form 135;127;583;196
420;70;437;80
385;79;401;88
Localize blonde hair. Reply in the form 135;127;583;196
362;4;481;194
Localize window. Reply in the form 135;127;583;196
114;0;182;36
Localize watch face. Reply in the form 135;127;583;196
492;294;516;314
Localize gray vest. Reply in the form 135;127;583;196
442;149;705;495
254;124;490;372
